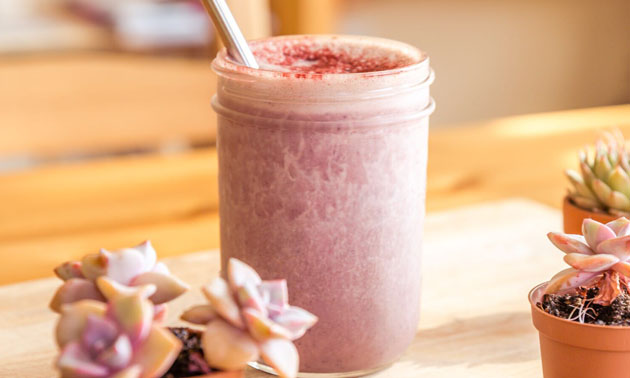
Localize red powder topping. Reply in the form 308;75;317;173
253;40;412;74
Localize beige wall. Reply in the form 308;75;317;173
340;0;630;126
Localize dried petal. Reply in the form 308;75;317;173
101;248;147;285
55;262;85;281
56;300;108;348
181;305;217;325
57;341;109;378
130;272;189;305
544;268;599;294
202;278;244;329
260;338;299;378
563;253;619;272
50;279;105;313
272;306;318;341
227;258;262;291
582;218;616;250
131;326;181;378
201;319;259;371
242;308;292;341
546;233;593;255
596;234;630;261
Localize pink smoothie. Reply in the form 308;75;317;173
213;35;434;375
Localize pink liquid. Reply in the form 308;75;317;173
213;36;433;374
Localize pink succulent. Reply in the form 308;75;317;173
545;217;630;304
181;259;318;378
55;277;181;378
50;241;189;319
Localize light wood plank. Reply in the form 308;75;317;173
0;53;217;158
0;199;562;377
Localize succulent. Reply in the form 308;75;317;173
50;241;189;321
545;217;630;305
55;277;181;378
181;258;318;378
565;130;630;215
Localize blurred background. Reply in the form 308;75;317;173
1;0;629;283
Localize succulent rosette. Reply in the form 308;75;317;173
181;259;318;378
565;130;630;215
545;217;630;304
55;277;181;378
50;241;189;320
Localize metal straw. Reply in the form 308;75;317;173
201;0;259;68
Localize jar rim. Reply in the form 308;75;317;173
212;34;430;81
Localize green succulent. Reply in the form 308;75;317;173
566;130;630;215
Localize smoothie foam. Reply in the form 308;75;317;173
213;35;434;375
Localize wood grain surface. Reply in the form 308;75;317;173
0;199;567;377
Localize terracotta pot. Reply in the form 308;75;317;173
529;283;630;378
562;196;617;234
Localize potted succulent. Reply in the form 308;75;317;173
50;242;317;378
563;130;630;233
529;217;630;378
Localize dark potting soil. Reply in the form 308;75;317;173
539;287;630;326
162;327;215;378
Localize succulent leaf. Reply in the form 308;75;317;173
546;233;593;255
608;166;630;198
260;338;299;378
606;217;630;236
259;280;289;311
134;241;157;272
563;253;619;272
570;195;601;211
130;326;181;378
579;161;596;188
202;278;245;329
101;248;147;286
97;335;133;370
565;170;597;200
201;319;260;371
236;281;268;317
544;268;598;294
130;272;190;305
110;365;142;378
271;306;319;340
57;342;110;378
50;279;106;313
596;235;630;260
55;262;85;281
56;300;108;348
108;291;154;343
594;153;613;180
582;219;616;250
613;261;630;276
81;253;108;281
242;308;293;341
228;258;262;291
180;305;217;325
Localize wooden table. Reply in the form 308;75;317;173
1;53;629;285
0;199;565;377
